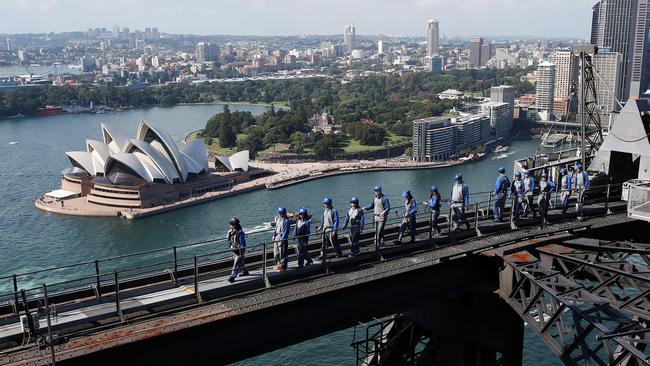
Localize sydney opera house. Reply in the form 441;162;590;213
37;120;265;215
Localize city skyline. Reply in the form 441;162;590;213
2;0;595;38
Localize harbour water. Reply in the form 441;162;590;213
0;105;559;365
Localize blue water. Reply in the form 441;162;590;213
0;105;560;365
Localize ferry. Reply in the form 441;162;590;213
35;106;65;116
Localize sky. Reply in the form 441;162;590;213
1;0;596;38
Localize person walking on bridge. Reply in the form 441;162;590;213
572;164;589;216
425;185;442;236
294;208;314;268
365;186;391;250
559;168;572;214
522;170;537;218
397;190;417;244
320;197;342;259
493;167;510;222
227;218;248;283
538;173;556;226
343;197;365;256
273;207;290;272
511;171;525;220
450;174;471;231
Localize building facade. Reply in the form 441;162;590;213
344;24;356;54
592;51;623;119
470;37;483;67
591;0;650;100
427;20;440;57
552;50;578;99
412;116;490;162
536;62;556;116
481;102;511;142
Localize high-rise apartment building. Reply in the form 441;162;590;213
377;40;384;55
552;50;579;99
412;116;490;162
470;37;483;67
536;62;556;116
344;24;356;54
489;85;516;141
427;20;439;57
6;38;12;52
591;0;650;99
196;42;220;63
592;52;623;117
480;43;492;66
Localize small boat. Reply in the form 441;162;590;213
494;145;509;153
9;141;18;145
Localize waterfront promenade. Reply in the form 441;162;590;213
35;158;461;219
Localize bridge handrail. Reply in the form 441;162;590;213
0;182;622;306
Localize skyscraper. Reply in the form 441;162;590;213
344;24;356;54
377;40;384;55
196;42;219;63
427;20;439;57
591;0;650;99
470;37;483;67
489;85;516;141
6;38;12;52
536;62;556;116
552;50;579;99
592;52;623;118
480;43;492;66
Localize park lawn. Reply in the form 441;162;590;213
343;133;410;153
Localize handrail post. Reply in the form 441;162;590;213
487;191;493;220
172;246;178;280
12;274;19;315
42;284;56;366
114;271;124;322
475;203;482;237
428;208;432;240
94;260;101;299
605;183;611;215
448;206;453;234
262;243;271;288
20;289;35;336
193;256;202;303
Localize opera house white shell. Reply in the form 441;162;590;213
66;120;209;185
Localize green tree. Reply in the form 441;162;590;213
218;104;237;148
313;134;343;160
289;131;306;154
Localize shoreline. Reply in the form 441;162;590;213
1;101;288;121
34;157;475;219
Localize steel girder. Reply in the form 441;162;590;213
500;238;650;365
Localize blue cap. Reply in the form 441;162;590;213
298;207;307;215
454;174;463;181
277;207;287;214
560;168;567;174
402;190;411;197
431;185;438;192
322;197;332;205
541;173;548;178
373;186;382;192
523;169;530;175
515;171;522;177
498;167;505;174
350;197;359;204
575;164;583;170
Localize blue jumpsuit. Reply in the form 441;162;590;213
365;195;391;249
426;194;441;234
344;206;365;255
450;183;470;229
293;218;312;267
538;179;556;222
511;178;525;219
322;207;342;257
493;174;510;221
560;175;572;213
399;197;417;242
228;229;247;280
273;216;290;270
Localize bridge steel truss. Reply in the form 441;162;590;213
499;238;650;365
